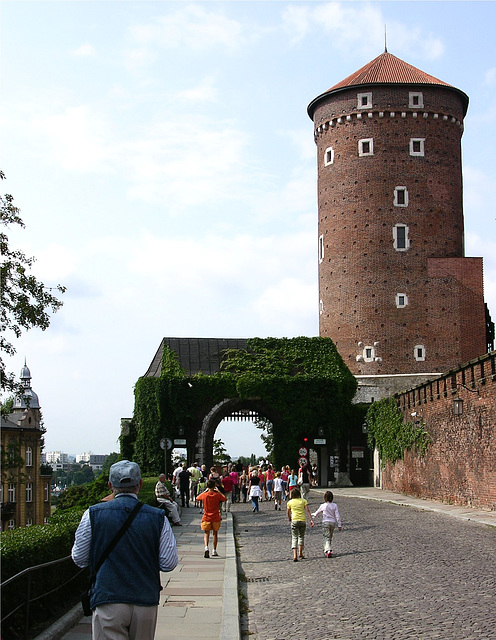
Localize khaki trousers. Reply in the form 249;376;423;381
93;603;158;640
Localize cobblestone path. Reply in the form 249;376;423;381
233;493;496;640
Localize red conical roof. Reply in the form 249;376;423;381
308;51;468;118
330;51;450;91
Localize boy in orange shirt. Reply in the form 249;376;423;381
196;479;227;558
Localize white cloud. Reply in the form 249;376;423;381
174;76;218;104
484;67;496;86
71;43;97;57
129;4;248;52
29;105;112;173
282;2;444;60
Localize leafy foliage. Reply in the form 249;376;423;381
56;473;110;511
1;509;87;639
131;337;357;472
366;397;431;466
0;171;66;393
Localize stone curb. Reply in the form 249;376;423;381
221;512;240;640
33;603;84;640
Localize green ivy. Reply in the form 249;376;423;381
366;397;431;467
130;337;357;472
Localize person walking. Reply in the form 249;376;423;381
177;463;191;508
298;462;312;501
287;468;299;496
196;479;226;558
273;471;284;510
311;491;342;558
221;470;234;512
248;469;263;512
71;460;178;639
287;487;314;561
154;473;182;526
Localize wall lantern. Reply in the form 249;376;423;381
362;421;368;434
453;397;463;416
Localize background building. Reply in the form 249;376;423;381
1;363;51;530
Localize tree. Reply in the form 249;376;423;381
0;171;66;393
102;452;120;475
213;438;231;466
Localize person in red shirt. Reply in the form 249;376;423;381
221;471;234;512
196;479;227;558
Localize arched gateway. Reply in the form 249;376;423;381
123;337;359;479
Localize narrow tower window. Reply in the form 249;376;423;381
26;447;33;467
324;147;334;166
409;92;424;108
410;138;425;156
318;235;324;263
357;92;372;109
393;224;409;251
394;187;409;207
319;299;323;314
359;138;374;157
26;483;33;503
414;345;426;361
396;293;408;308
363;346;376;362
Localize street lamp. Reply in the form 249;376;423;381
453;397;463;416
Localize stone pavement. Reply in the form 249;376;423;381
37;488;495;640
50;506;239;640
236;488;496;640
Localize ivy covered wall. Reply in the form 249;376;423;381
125;337;357;473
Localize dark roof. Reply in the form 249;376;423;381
308;51;469;118
144;338;249;377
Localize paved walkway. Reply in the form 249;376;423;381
38;488;495;639
237;488;496;640
52;507;239;640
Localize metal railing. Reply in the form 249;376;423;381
1;555;87;640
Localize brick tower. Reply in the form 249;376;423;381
308;51;488;401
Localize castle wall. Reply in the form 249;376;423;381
382;351;496;510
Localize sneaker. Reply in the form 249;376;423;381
325;551;332;558
212;550;219;557
204;549;210;558
275;504;278;510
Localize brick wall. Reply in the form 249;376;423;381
382;350;496;510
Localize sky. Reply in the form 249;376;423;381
2;1;496;460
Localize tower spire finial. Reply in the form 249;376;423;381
384;25;388;53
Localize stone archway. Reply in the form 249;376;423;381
196;397;281;470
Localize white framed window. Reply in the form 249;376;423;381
414;345;426;361
410;138;425;156
26;518;33;527
409;92;424;108
394;187;409;207
319;299;323;315
8;519;15;530
44;482;49;502
318;235;324;263
44;517;49;524
324;146;334;166
358;138;374;157
8;483;16;502
26;483;33;503
26;447;33;467
363;346;376;362
396;293;408;308
393;224;410;251
357;92;372;109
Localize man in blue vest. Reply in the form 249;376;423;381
72;460;178;639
